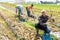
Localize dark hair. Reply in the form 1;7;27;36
31;4;33;6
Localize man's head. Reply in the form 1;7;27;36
31;4;33;7
41;10;46;16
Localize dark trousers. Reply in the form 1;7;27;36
18;9;21;20
26;7;30;17
26;7;35;18
16;7;21;20
35;23;50;35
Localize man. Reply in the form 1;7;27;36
35;10;50;36
26;4;34;17
16;4;23;20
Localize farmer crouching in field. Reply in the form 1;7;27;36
16;4;23;20
26;4;34;18
35;10;50;36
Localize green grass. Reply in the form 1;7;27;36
23;22;34;28
1;3;60;19
1;2;60;18
1;2;60;11
0;7;15;17
0;2;16;8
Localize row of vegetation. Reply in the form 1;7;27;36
0;2;59;40
1;2;60;22
0;12;16;40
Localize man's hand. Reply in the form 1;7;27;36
44;22;50;25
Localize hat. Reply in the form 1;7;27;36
41;10;46;13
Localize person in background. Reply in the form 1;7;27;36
35;10;50;36
16;4;23;20
26;4;34;17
